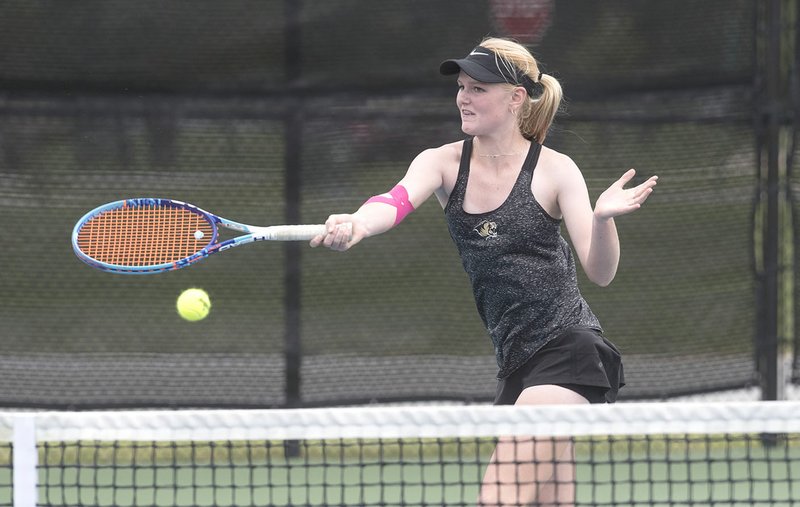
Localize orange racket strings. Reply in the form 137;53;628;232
77;204;214;267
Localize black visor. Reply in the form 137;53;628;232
440;46;536;96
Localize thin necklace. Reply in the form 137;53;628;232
475;140;528;158
477;150;526;158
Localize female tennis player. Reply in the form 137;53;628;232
311;37;657;506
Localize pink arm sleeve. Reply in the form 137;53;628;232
364;185;415;226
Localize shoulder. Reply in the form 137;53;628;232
405;140;464;204
539;145;580;174
537;145;586;188
411;140;464;167
405;140;464;184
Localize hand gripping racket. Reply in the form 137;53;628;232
72;198;326;274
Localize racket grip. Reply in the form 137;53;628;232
263;224;328;241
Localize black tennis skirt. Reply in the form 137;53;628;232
494;326;625;405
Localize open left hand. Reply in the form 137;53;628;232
594;169;658;220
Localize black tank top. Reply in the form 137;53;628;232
444;138;601;378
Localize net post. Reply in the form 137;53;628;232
756;0;786;408
282;0;304;459
12;415;37;507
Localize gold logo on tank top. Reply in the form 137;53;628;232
474;220;498;240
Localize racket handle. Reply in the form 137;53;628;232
259;224;328;241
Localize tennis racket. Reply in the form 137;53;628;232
72;198;326;274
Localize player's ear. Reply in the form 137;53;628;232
509;86;527;110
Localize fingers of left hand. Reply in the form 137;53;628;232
618;169;637;186
631;186;655;206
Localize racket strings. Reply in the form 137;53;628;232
77;205;214;267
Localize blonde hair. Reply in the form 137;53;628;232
479;37;563;143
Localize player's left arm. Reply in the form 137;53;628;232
559;160;657;287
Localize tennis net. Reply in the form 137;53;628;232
0;401;798;506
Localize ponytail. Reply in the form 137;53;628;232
479;37;563;143
520;73;563;143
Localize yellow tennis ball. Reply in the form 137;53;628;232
176;288;211;321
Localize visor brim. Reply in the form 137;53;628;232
439;58;509;84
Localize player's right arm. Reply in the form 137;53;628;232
310;146;446;251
